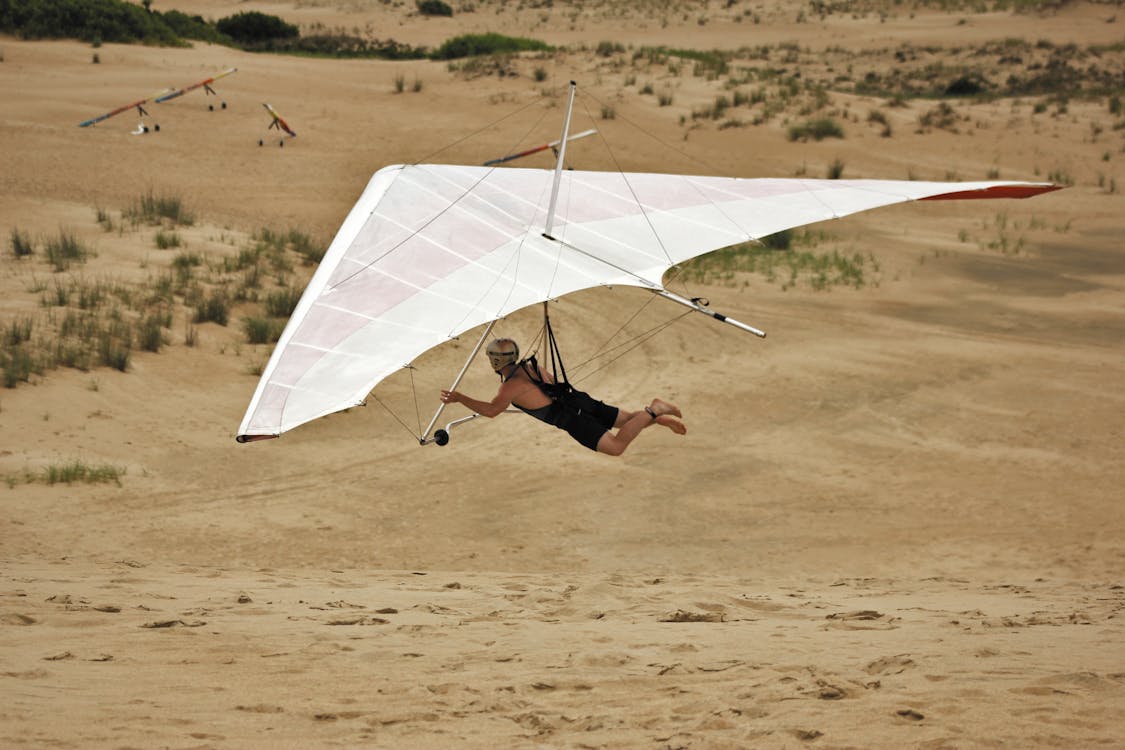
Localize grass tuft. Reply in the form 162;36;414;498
787;118;844;142
41;460;125;486
10;228;34;258
678;231;877;291
44;230;89;272
126;191;195;226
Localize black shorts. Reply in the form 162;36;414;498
551;392;619;451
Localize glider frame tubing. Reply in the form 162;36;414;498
419;81;765;447
420;319;497;445
421;84;580;447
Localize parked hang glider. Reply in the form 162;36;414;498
79;68;237;129
154;67;237;110
78;87;171;129
235;83;1060;446
260;103;296;146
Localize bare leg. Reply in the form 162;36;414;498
598;399;685;456
655;414;687;435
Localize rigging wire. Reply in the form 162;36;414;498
572;311;693;383
577;87;729;176
370;390;422;441
576;87;740;310
577;95;675;270
571;290;660;371
411;95;544;166
409;365;422;437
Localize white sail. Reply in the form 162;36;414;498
236;164;1057;442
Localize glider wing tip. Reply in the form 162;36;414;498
235;433;278;444
922;183;1065;201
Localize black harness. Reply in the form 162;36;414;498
500;312;581;423
517;355;575;403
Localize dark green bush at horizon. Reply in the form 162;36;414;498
432;32;551;60
160;9;230;45
0;0;184;45
417;0;453;16
215;11;298;46
1;1;553;63
257;34;427;60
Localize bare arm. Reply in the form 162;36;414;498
440;379;526;418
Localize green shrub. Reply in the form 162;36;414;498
155;229;181;249
2;344;37;387
9;228;33;258
944;75;987;97
680;240;875;291
432;33;550;60
265;287;302;318
215;11;298;45
1;0;184;45
787;117;844;142
42;460;124;486
761;229;792;250
98;336;130;371
596;40;624;57
127;191;194;226
137;313;166;352
44;230;89;272
194;290;230;326
417;0;453;16
4;317;34;347
160;9;230;44
242;316;286;344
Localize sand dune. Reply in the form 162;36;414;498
2;1;1124;747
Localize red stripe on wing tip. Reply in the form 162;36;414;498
921;184;1063;201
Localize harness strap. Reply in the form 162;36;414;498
519;355;576;404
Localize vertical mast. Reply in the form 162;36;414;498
543;81;577;238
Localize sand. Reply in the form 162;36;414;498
1;1;1123;747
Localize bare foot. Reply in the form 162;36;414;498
655;415;687;435
650;398;682;419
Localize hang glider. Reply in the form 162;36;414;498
483;128;596;166
235;84;1060;446
154;67;237;109
79;68;237;128
260;103;296;146
78;88;171;128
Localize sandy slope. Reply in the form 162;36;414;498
2;1;1124;747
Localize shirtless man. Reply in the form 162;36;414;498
439;338;686;456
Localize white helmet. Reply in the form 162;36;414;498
485;338;519;371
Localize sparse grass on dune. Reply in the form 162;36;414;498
3;460;126;488
0;197;326;390
577;32;1123;142
9;228;34;258
676;230;879;292
43;229;90;272
125;191;195;227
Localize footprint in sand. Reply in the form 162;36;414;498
2;613;37;625
235;705;285;714
865;654;916;675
